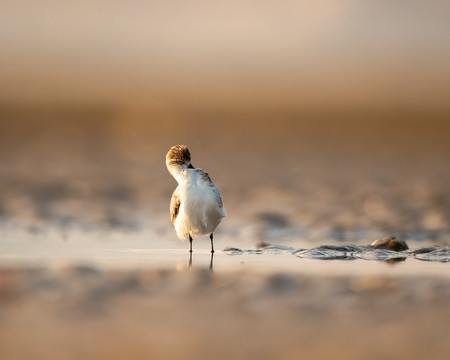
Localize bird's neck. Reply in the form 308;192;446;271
167;164;193;184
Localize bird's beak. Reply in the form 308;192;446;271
188;163;194;169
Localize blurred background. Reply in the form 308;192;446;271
0;0;449;244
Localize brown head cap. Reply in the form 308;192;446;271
166;145;192;168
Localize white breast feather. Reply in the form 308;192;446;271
173;169;225;240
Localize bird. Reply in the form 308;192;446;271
166;145;225;253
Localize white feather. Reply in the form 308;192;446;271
171;167;225;241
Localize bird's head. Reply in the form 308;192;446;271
166;145;194;171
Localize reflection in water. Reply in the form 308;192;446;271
385;257;407;265
209;252;214;271
187;252;214;271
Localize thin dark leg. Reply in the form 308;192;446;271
189;234;193;253
209;251;214;271
210;233;215;253
188;251;192;270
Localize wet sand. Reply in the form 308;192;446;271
0;106;449;359
1;107;449;242
1;264;449;360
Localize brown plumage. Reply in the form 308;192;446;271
166;145;191;167
170;187;181;225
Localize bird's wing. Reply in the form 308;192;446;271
197;169;223;209
170;187;181;224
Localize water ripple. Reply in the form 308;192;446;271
224;244;450;263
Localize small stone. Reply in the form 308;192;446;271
369;236;408;251
256;241;271;249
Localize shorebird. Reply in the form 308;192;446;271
166;145;225;253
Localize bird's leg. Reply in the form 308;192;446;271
210;233;215;253
209;251;214;271
189;234;193;253
188;251;192;270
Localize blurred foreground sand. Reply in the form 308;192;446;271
0;267;449;360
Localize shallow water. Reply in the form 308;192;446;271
1;224;449;360
1;247;449;360
1;229;448;278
